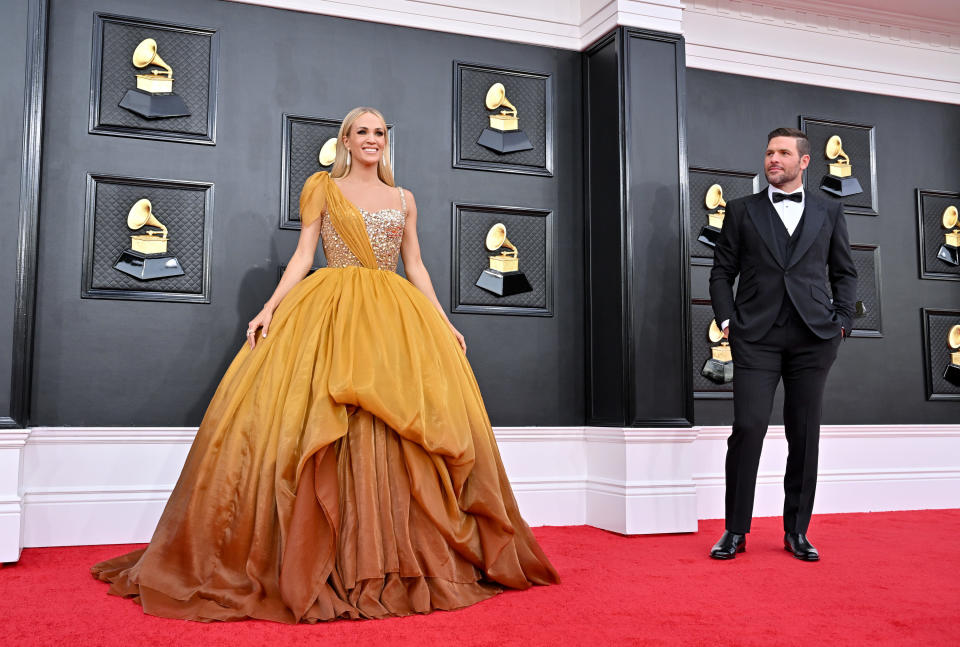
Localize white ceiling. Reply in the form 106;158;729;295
839;0;960;22
762;0;960;28
228;0;960;101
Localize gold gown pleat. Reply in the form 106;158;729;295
92;172;559;623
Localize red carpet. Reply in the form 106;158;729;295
2;510;958;646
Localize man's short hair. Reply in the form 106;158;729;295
767;127;810;158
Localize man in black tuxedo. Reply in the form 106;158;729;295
708;128;857;561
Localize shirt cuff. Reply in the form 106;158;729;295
721;319;729;331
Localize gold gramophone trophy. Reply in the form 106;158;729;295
118;38;191;119
936;205;960;266
697;183;726;248
819;135;863;197
475;223;533;296
476;83;534;154
318;138;338;167
701;319;734;384
943;325;960;387
113;198;185;280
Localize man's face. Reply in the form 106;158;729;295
764;136;810;188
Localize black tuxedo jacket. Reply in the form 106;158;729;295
709;189;857;342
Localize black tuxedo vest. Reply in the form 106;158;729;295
770;200;804;326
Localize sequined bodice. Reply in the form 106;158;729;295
320;189;406;271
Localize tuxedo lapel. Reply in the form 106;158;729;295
745;191;785;268
786;197;827;269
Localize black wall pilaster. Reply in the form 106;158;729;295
1;0;48;429
584;28;692;426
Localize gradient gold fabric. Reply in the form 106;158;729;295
92;172;560;623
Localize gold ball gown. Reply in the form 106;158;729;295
91;172;559;622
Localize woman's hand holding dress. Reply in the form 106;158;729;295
447;322;466;353
246;307;272;349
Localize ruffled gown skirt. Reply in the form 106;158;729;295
92;266;558;622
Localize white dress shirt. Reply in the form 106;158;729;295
768;184;805;236
721;186;806;333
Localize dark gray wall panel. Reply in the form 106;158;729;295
0;0;31;419
688;69;960;425
32;0;582;426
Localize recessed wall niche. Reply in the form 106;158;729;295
452;202;553;316
279;114;396;230
800;116;878;216
453;61;553;176
89;13;219;144
688;167;759;265
921;308;960;401
82;174;214;303
916;189;960;282
842;244;883;338
691;299;733;399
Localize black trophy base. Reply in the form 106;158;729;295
937;243;960;266
701;358;734;385
944;363;960;387
697;225;722;248
820;174;863;198
114;249;185;280
475;269;532;296
119;89;191;119
476;128;533;154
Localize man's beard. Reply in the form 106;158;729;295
765;165;801;187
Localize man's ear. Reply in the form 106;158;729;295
799;154;811;170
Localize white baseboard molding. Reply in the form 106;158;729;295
509;477;586;527
694;468;960;522
691;424;960;521
22;488;171;548
2;425;958;558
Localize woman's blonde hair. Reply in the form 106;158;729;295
330;107;395;187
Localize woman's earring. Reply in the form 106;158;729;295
346;150;351;166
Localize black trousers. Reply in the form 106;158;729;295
725;306;842;534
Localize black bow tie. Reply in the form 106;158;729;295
772;191;802;203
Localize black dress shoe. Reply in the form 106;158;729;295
710;530;746;559
784;532;819;561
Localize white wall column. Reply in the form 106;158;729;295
584;428;699;534
0;430;28;562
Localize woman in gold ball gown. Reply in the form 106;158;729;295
92;107;559;623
